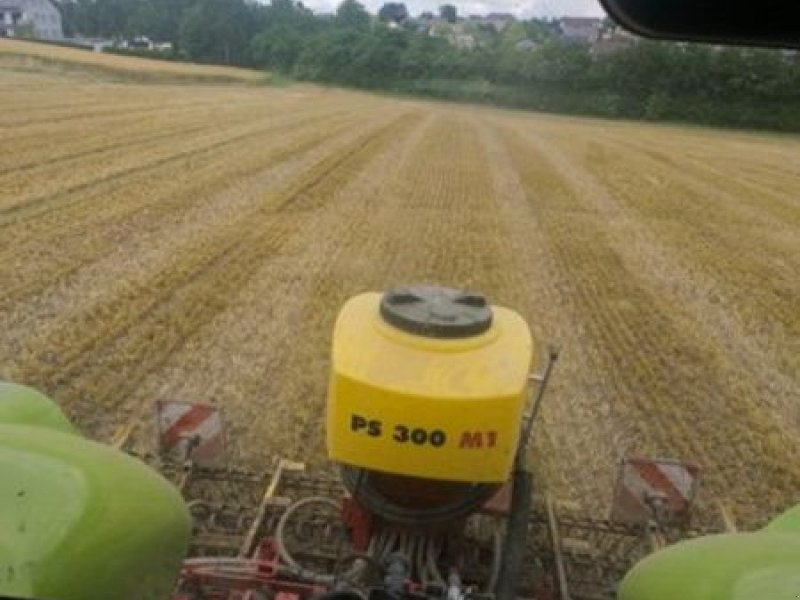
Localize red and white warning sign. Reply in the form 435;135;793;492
155;400;225;467
610;456;700;527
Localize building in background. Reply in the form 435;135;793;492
0;0;62;40
515;39;539;52
483;12;515;31
559;16;601;44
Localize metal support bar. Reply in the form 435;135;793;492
545;495;571;600
717;501;738;533
110;422;137;450
520;346;560;454
178;461;195;493
645;527;666;553
495;467;533;600
239;458;305;558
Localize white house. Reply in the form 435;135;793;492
451;32;475;50
484;12;515;31
466;12;515;32
0;0;62;40
559;17;601;44
515;39;539;52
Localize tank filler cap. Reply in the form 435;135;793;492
379;285;493;339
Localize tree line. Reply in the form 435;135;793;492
58;0;800;131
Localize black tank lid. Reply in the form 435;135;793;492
379;285;493;339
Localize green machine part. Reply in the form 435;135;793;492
0;382;191;600
764;503;800;534
0;381;77;434
618;506;800;600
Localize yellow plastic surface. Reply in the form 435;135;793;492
327;292;533;482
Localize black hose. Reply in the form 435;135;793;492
494;349;558;599
495;465;532;600
311;591;365;600
340;466;499;526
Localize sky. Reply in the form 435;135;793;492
303;0;607;19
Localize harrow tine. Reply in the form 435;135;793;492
545;495;571;600
240;458;306;558
110;422;137;450
716;500;738;533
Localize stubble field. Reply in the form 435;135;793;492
1;40;798;528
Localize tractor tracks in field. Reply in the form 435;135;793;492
0;98;263;173
588;130;800;244
583;135;800;373
126;111;434;462
490;120;800;520
0;105;378;334
275;113;419;213
0;105;357;220
541;129;799;405
8;110;421;431
0;108;363;307
0;104;260;177
474;119;623;510
0;96;225;130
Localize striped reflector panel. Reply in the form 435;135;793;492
610;456;699;526
155;400;225;467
